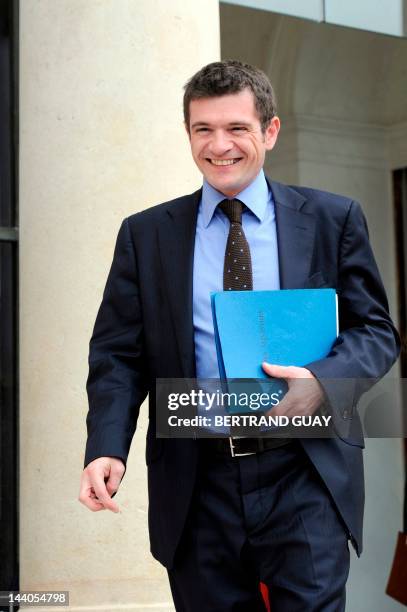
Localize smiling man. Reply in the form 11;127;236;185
188;88;280;196
79;61;399;611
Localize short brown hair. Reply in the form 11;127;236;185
183;60;277;133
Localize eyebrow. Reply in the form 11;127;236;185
190;121;252;129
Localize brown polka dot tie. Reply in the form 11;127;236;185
219;199;253;291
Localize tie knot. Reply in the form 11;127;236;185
219;199;243;224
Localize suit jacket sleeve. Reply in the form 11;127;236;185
305;200;400;424
84;217;147;468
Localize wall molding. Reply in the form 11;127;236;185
273;114;387;170
271;114;407;172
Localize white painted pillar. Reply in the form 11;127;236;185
19;2;220;609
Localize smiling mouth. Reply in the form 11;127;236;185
207;158;242;166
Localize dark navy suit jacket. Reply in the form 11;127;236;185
84;179;400;568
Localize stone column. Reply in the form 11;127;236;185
19;2;220;610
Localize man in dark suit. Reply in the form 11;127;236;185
79;61;400;611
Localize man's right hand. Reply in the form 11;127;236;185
78;457;125;513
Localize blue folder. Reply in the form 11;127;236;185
211;289;338;413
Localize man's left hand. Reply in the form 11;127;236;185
262;363;325;417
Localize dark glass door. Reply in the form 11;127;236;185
0;0;19;603
393;168;407;535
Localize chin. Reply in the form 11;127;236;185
209;176;238;191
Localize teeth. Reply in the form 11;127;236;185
210;159;238;166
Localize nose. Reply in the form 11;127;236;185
209;130;233;157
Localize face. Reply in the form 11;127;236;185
187;89;280;197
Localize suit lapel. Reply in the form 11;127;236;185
157;190;201;378
157;180;316;377
269;180;316;289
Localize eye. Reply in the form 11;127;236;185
195;127;209;133
231;126;247;132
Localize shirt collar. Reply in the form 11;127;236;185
201;169;270;228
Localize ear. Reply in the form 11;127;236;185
264;116;280;151
184;121;191;139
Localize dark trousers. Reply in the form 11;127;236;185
167;441;350;612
